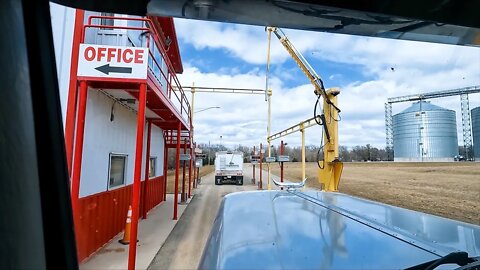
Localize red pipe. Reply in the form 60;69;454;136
188;146;192;198
128;83;147;270
142;120;152;219
70;80;88;245
259;143;263;190
181;139;187;202
65;9;85;176
281;140;284;190
87;15;151;25
173;122;181;220
163;139;168;202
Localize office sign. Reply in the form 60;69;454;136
78;44;148;79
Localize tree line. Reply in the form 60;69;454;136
166;143;395;169
165;143;473;168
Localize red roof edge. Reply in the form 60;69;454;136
148;16;183;74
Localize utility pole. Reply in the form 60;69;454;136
267;89;272;190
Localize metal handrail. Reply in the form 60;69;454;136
82;15;191;125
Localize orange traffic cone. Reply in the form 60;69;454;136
119;205;132;245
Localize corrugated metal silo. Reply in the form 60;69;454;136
393;101;458;162
472;107;480;160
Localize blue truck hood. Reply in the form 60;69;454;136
199;190;480;269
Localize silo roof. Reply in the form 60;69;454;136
399;101;451;114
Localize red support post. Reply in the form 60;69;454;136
181;139;187;202
259;143;263;190
193;143;197;189
70;80;88;239
128;83;147;270
173;122;181;220
65;9;85;176
252;145;256;184
188;146;192;198
280;140;284;190
142;120;152;219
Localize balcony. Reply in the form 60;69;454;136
81;15;190;130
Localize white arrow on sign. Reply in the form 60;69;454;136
78;44;149;80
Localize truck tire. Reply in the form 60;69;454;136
215;177;222;185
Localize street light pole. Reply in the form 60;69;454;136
195;106;221;114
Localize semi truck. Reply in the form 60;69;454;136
214;151;244;185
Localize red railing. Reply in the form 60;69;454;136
81;16;191;127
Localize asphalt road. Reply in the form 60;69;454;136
148;165;263;269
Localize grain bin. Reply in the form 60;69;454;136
393;101;458;162
472;107;480;160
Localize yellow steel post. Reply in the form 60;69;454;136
267;89;272;190
266;28;273;190
301;122;306;182
319;88;343;191
266;28;272;102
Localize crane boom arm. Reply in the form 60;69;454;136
267;27;342;192
268;27;339;111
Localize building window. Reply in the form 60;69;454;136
109;154;127;189
100;12;114;28
149;157;157;178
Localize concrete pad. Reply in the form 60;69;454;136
80;194;191;270
148;170;258;270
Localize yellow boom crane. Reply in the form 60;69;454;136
266;27;343;191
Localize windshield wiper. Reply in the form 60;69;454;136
405;252;478;270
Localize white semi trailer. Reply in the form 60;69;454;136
214;151;244;185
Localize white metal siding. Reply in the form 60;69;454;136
50;3;76;127
79;89;164;197
50;7;168;197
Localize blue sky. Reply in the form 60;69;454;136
180;41;371;89
174;19;480;149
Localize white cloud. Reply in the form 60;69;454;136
174;18;480;149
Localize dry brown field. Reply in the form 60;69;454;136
270;162;480;225
166;165;214;193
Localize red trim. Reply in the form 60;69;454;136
142;120;152;219
65;9;85;176
77;76;146;84
173;123;181;220
71;80;88;255
128;83;147;270
166;144;191;148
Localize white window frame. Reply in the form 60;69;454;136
108;153;128;190
149;156;157;178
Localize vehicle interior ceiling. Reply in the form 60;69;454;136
1;0;479;269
